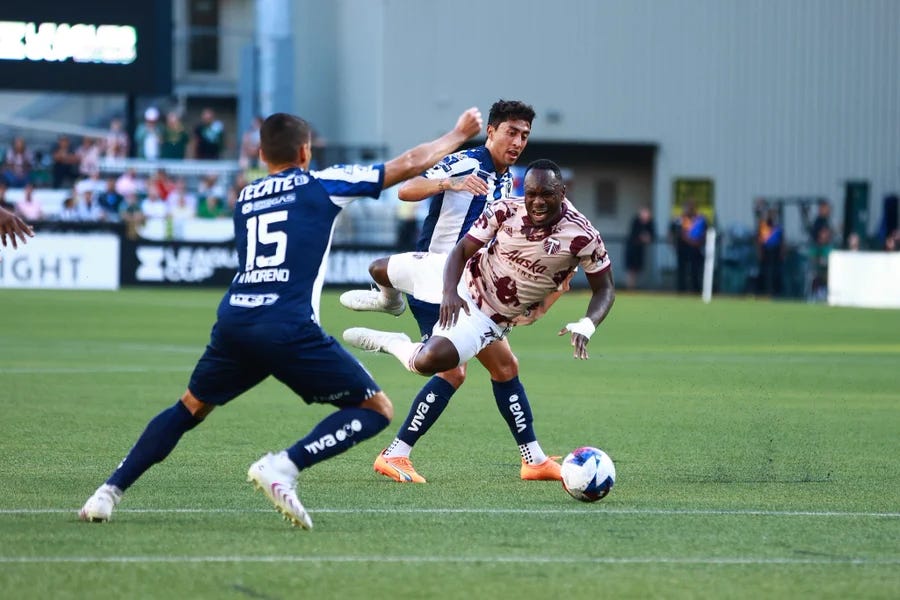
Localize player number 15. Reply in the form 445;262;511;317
245;210;288;271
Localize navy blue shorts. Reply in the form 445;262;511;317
188;319;380;407
407;295;439;341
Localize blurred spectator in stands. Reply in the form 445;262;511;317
77;186;105;222
756;207;784;296
166;178;196;211
161;111;190;159
169;188;196;240
14;183;43;223
76;172;106;197
196;194;227;219
846;232;861;251
57;196;80;222
51;135;80;189
115;168;143;197
886;230;899;251
809;199;832;244
3;136;34;187
148;169;175;199
808;226;833;302
0;180;14;212
625;206;655;290
197;172;226;208
96;177;124;222
672;200;707;293
141;186;169;235
120;193;145;239
135;107;162;160
224;173;246;217
192;108;225;159
104;117;129;159
77;137;102;178
239;115;263;169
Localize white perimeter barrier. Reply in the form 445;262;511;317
828;251;900;309
0;233;120;290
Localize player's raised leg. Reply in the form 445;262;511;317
340;257;407;316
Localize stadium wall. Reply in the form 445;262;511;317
289;0;900;235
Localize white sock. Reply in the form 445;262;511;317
519;441;547;465
377;284;403;305
383;438;413;458
383;338;423;373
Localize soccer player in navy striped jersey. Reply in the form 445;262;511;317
340;100;565;483
78;107;483;528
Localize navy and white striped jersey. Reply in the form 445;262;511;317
217;164;384;325
417;146;513;253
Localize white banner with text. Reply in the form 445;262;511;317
0;233;120;290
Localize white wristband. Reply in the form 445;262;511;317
564;317;596;340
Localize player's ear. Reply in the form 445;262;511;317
298;142;312;168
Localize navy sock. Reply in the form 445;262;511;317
396;376;455;446
492;376;536;445
287;407;389;469
107;401;201;491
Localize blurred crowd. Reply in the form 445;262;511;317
0;106;262;240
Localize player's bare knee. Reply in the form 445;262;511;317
181;390;214;418
360;391;394;422
414;340;459;375
368;258;391;287
488;355;519;382
438;364;467;389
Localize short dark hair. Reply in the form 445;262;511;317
524;159;563;184
488;100;536;128
260;113;312;165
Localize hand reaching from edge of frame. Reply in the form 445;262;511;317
0;206;34;254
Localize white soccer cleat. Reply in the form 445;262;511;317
78;484;123;523
339;289;406;316
343;327;411;353
247;451;313;530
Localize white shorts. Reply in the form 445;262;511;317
386;251;509;364
386;251;446;304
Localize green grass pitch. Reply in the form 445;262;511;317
1;288;898;599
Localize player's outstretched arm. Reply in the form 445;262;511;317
0;206;35;251
558;268;615;360
398;172;489;202
382;108;483;189
438;236;483;328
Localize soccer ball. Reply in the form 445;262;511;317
561;446;616;502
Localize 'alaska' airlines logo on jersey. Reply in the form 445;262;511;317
501;249;548;274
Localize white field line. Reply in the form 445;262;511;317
0;555;898;566
1;507;898;517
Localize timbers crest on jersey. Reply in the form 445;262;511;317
543;237;561;255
